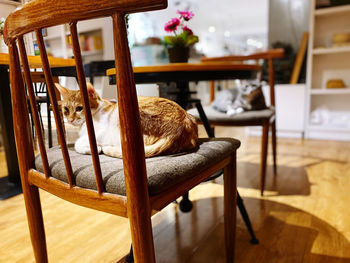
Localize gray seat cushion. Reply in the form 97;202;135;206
188;106;275;124
35;138;240;196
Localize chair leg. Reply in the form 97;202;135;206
223;153;237;263
37;104;44;136
128;211;155;263
195;101;214;137
237;192;259;244
22;183;48;262
179;192;193;212
179;100;213;213
271;120;277;176
28;105;35;139
260;122;269;196
46;96;52;148
126;244;134;262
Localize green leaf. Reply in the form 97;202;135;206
163;36;176;46
185;35;199;46
164;31;199;47
164;35;186;47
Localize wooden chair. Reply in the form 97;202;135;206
28;72;60;148
4;1;240;262
188;49;284;196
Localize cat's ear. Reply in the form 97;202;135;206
55;83;69;98
86;82;98;99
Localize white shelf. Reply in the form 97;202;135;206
306;0;350;141
315;4;350;16
65;50;103;57
311;88;350;95
44;35;61;41
81;50;103;56
313;46;350;55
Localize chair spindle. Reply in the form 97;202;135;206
18;36;51;178
69;22;104;194
36;29;75;187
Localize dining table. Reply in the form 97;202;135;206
106;62;260;136
107;62;260;98
0;53;75;199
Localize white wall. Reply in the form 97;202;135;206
128;0;269;57
0;1;19;19
268;0;310;50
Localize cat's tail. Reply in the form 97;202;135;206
144;137;174;158
184;113;198;149
143;113;198;158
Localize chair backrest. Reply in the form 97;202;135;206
202;49;284;106
4;0;167;212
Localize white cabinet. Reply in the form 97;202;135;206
249;84;306;139
306;1;350;141
0;0;21;19
41;18;113;62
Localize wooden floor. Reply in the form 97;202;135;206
1;126;350;263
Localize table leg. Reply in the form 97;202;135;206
0;66;22;199
175;81;190;109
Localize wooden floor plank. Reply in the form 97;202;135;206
1;126;350;262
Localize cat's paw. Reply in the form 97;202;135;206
236;107;244;114
227;108;236;116
75;145;92;155
75;145;102;155
97;145;102;153
102;146;123;158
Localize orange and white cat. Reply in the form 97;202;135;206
55;83;198;158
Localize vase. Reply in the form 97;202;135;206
167;47;189;63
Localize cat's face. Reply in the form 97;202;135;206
241;82;262;102
55;83;100;127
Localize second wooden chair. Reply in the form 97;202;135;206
188;49;284;195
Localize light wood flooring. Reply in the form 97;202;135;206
1;126;350;263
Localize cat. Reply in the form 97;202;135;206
55;82;198;158
211;80;267;116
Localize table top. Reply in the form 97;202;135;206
107;62;260;84
106;62;260;76
0;53;75;68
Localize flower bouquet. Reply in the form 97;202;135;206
163;10;199;62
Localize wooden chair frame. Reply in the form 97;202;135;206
202;49;284;195
4;1;238;262
28;72;60;148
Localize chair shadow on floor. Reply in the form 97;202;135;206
232;161;312;196
116;195;350;263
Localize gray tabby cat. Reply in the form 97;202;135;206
211;80;267;116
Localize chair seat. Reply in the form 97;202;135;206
188;106;275;124
35;138;240;196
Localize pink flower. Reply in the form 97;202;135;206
164;18;180;32
183;26;193;35
177;10;194;21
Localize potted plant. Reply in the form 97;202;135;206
163;10;199;63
